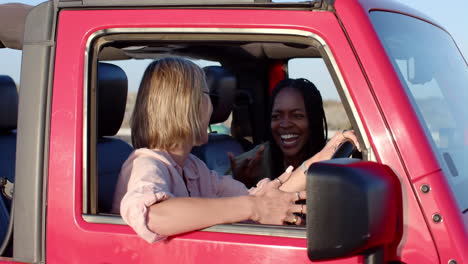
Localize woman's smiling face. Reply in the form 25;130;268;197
271;87;309;161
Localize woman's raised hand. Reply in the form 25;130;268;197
228;145;265;187
249;169;306;225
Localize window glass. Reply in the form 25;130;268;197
371;11;468;212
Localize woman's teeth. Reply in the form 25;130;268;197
280;134;299;146
281;134;299;140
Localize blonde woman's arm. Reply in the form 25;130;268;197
147;178;305;237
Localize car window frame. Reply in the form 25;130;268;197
82;27;373;239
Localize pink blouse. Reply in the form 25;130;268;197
112;148;266;243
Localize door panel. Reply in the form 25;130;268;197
48;8;394;263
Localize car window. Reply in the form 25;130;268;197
0;47;21;256
84;32;362;240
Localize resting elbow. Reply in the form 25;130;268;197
146;205;178;237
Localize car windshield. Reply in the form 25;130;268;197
371;11;468;213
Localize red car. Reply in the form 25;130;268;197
0;0;466;263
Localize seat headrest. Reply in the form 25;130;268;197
0;75;18;132
97;63;128;137
231;90;254;139
204;66;236;124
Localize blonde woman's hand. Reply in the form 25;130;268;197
250;169;306;225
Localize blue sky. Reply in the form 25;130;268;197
1;0;467;99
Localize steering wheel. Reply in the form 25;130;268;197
331;140;356;159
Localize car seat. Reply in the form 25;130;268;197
96;63;133;213
0;75;18;243
191;66;245;176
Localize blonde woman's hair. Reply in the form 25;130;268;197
131;57;207;150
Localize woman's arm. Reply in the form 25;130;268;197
279;130;360;192
147;196;252;236
147;179;305;237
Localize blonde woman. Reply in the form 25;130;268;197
112;57;350;243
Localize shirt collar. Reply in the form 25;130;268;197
148;148;200;179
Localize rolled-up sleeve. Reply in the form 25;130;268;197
119;157;173;243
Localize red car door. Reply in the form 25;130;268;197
47;4;418;263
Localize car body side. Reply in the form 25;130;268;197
1;0;466;263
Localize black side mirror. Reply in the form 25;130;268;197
306;159;401;262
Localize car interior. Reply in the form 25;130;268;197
86;34;362;217
0;74;18;255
